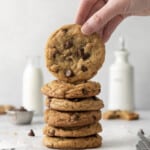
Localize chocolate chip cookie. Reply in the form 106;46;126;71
45;96;104;111
41;80;101;99
43;122;102;137
43;134;102;149
0;105;15;115
102;110;139;120
44;109;101;127
45;24;105;83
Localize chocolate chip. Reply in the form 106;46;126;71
49;129;55;136
92;115;97;121
81;65;88;72
82;88;88;95
82;52;90;60
71;113;80;121
92;96;97;100
64;40;73;49
62;28;68;33
66;57;73;62
65;69;74;77
52;50;59;59
28;129;35;136
77;47;84;57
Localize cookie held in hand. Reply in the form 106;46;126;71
45;24;105;83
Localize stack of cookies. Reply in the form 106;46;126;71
41;24;105;149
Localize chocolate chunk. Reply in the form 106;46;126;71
28;129;35;136
64;40;73;49
81;65;88;72
92;96;97;100
77;47;84;57
66;57;73;62
92;115;97;121
65;69;74;77
62;28;68;33
49;129;55;136
71;113;80;121
82;88;88;95
77;48;90;60
82;52;90;60
55;68;59;73
52;50;59;59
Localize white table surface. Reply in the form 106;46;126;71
0;110;150;150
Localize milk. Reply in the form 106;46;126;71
22;56;43;115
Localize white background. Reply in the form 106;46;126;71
0;0;150;109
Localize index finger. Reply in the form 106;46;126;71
75;0;98;25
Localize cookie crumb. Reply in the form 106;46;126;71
28;129;35;136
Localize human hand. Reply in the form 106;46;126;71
75;0;150;42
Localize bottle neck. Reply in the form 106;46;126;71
114;51;129;63
26;56;41;68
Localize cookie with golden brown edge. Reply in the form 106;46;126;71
0;105;15;115
41;80;101;99
45;24;105;83
43;134;102;149
44;109;101;127
43;122;102;137
102;110;139;120
45;96;104;111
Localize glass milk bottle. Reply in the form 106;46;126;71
108;37;134;111
22;56;43;115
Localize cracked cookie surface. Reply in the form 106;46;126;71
44;109;101;127
45;24;105;83
41;80;101;99
45;96;104;111
102;110;139;120
43;122;102;137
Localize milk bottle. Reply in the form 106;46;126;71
22;56;43;115
108;37;134;111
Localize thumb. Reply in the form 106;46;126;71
81;2;120;35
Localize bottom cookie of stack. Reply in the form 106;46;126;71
43;134;102;149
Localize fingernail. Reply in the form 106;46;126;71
81;22;93;35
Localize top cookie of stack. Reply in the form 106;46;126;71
45;24;105;83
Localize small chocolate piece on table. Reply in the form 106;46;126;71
28;129;35;136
